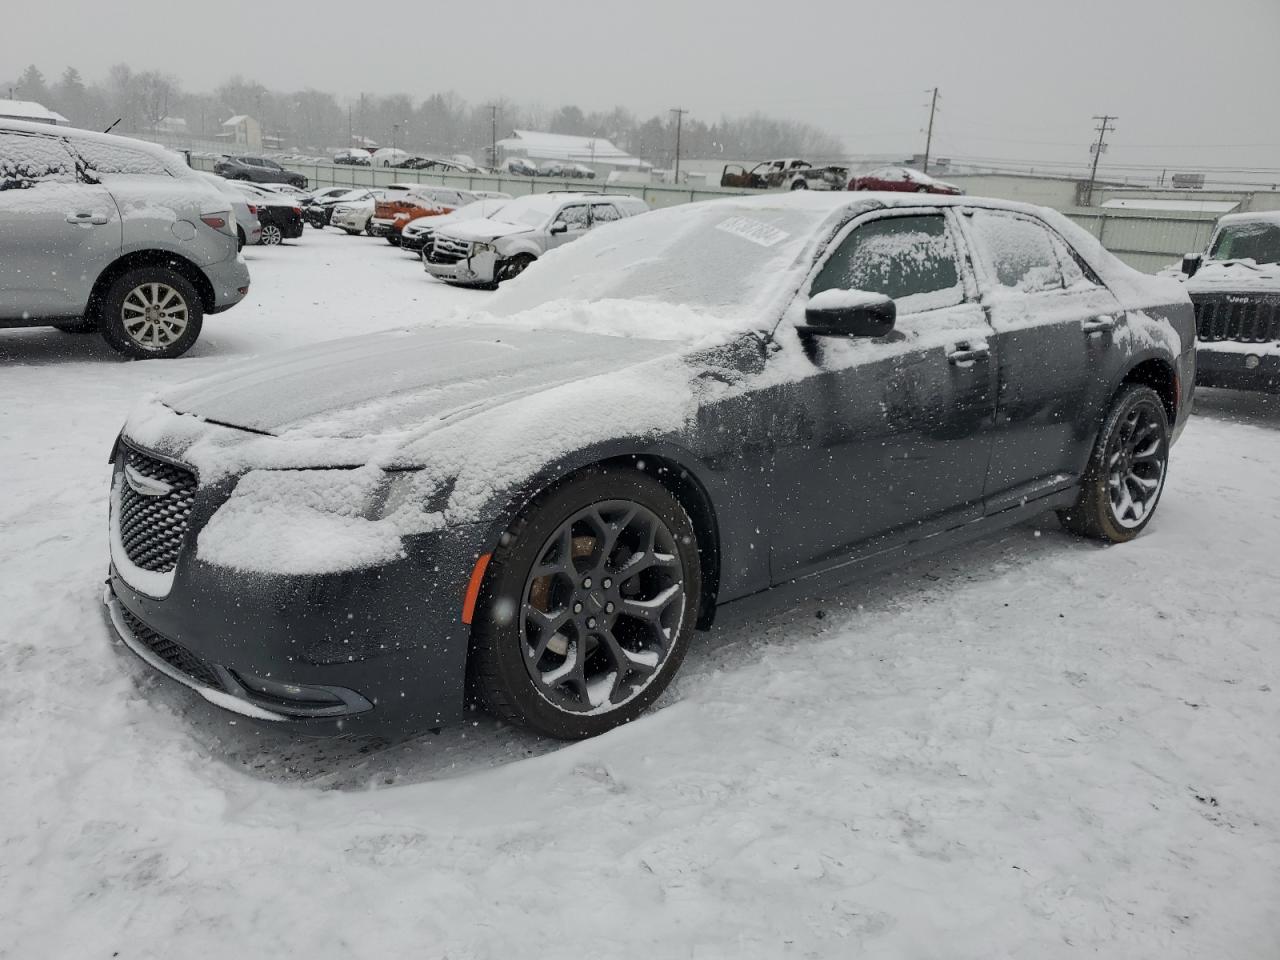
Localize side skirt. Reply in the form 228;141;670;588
713;486;1078;628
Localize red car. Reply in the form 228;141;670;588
848;166;963;195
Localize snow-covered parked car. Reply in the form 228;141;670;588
329;189;388;235
424;192;648;285
1180;211;1280;392
400;196;510;254
226;181;304;245
0;118;250;358
198;172;263;248
103;192;1194;740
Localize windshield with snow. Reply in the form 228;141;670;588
485;199;845;326
1208;221;1280;265
491;196;559;228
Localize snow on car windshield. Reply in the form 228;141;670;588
490;195;561;228
1208;219;1280;265
484;197;851;330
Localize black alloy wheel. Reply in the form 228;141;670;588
1059;384;1169;542
470;468;701;739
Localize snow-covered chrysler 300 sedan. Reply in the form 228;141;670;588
103;193;1195;740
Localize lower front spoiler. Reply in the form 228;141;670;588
1196;346;1280;393
102;583;373;725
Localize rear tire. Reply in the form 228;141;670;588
1058;384;1170;543
790;179;808;190
99;267;203;360
343;228;359;236
469;467;702;739
261;224;283;245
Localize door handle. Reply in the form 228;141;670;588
1082;315;1116;334
947;343;990;364
66;211;110;225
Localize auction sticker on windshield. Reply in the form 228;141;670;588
715;216;789;248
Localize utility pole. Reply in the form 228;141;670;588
489;104;498;169
1086;114;1117;206
922;87;939;174
670;107;688;184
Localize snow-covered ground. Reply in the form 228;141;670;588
2;230;1278;958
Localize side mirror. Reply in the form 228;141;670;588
1182;253;1202;277
549;221;569;235
798;290;896;339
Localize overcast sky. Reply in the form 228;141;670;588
5;0;1278;179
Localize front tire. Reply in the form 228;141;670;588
790;178;808;190
1058;384;1170;542
470;467;702;739
99;267;203;359
497;253;535;283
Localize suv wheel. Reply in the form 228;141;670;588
497;253;535;283
470;468;702;739
1058;384;1169;543
790;178;808;190
260;224;283;245
99;267;203;360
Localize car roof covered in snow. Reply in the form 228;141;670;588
1214;210;1280;228
0;117;190;175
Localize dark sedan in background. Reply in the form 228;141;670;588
103;193;1193;742
213;155;308;189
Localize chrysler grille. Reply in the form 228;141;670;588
117;445;197;573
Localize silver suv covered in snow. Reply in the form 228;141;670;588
424;192;648;286
0;119;250;358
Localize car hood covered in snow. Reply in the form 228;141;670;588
161;324;679;437
1186;259;1280;293
439;218;535;243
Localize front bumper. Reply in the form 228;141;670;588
1196;342;1280;393
369;217;395;237
423;248;498;285
104;502;487;737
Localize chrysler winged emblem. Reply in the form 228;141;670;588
124;464;173;498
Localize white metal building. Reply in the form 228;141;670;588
495;130;651;172
0;98;69;126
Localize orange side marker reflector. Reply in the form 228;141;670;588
461;553;492;625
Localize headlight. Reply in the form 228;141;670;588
197;468;445;575
474;241;495;254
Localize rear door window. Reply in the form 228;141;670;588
968;210;1065;293
590;203;622;224
0;131;78;186
810;213;965;314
